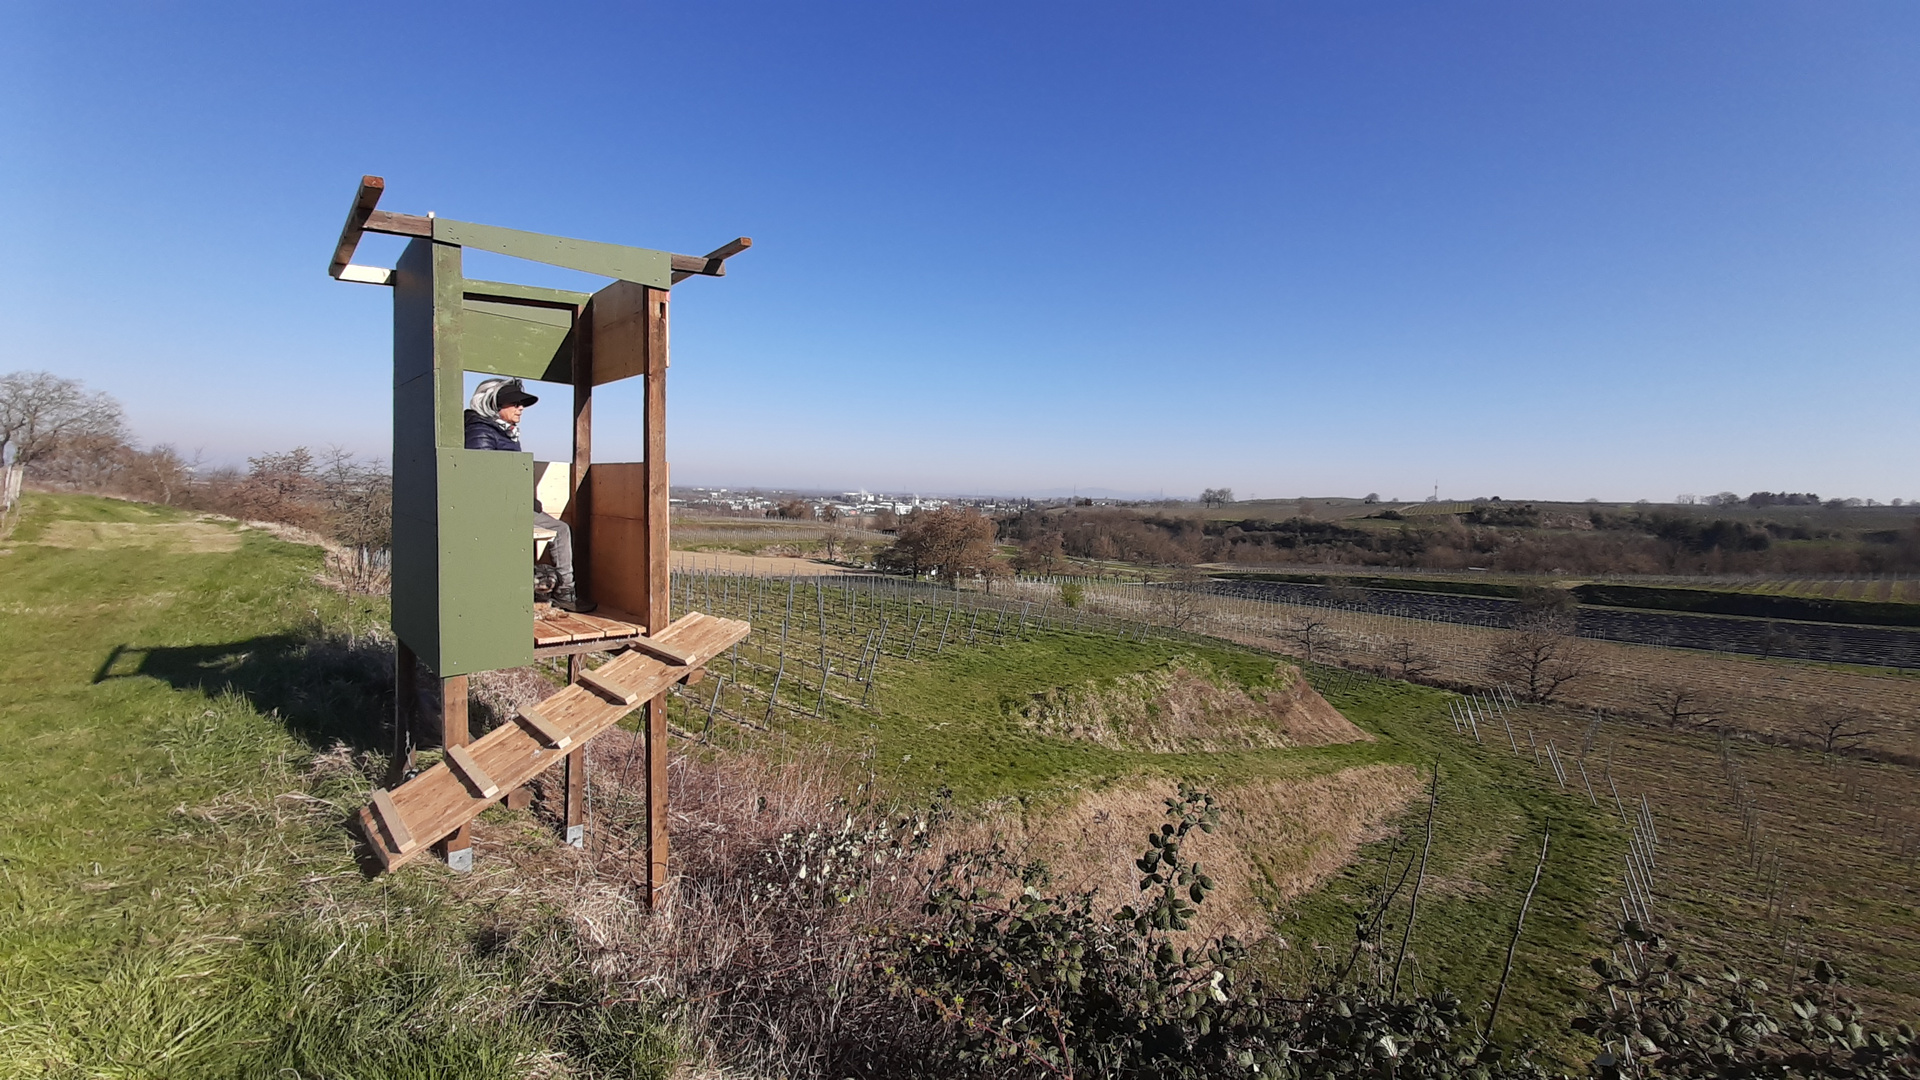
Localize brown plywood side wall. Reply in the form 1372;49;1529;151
588;280;651;385
587;462;650;625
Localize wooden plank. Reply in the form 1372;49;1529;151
587;280;652;385
626;632;692;666
577;665;640;705
533;620;575;647
515;704;574;750
563;611;639;637
445;744;500;799
338;264;394;286
365;208;432;237
356;805;395;867
546;612;613;642
371;787;415;851
328;175;385;278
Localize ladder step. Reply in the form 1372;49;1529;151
445;744;500;799
577;665;641;705
627;633;693;667
515;704;574;750
370;788;415;850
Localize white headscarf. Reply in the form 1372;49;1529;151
469;378;521;439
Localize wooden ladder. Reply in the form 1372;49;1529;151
358;611;750;872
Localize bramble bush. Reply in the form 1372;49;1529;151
882;787;1917;1080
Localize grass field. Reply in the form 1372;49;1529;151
661;571;1645;1049
0;494;620;1078
8;491;1905;1076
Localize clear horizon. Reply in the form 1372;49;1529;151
6;3;1916;504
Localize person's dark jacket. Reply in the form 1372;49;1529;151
464;410;522;452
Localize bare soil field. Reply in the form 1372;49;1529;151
1061;581;1920;762
671;550;867;576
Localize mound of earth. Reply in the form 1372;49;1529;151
1015;765;1422;942
1014;655;1368;752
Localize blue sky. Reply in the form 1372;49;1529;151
5;2;1916;502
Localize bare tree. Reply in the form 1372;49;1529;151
1;371;125;470
1488;625;1594;704
1642;683;1722;730
1146;568;1207;630
1288;614;1336;666
1386;638;1436;681
1804;707;1879;755
1199;487;1235;508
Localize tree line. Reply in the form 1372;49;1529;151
992;504;1920;577
2;370;390;549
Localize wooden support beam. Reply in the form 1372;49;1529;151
669;237;752;283
515;704;574;750
444;744;500;799
643;284;670;905
366;209;433;237
571;299;593;594
328;175;385;279
577;665;641;705
564;655;586;847
565;747;586;847
436;674;472;869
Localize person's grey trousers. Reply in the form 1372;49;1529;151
535;510;576;589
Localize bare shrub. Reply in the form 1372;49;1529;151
1642;683;1722;730
536;746;946;1079
1146;568;1207;629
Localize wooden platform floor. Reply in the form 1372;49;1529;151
533;606;644;651
359;611;751;872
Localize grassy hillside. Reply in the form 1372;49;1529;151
0;494;593;1078
1;492;1643;1075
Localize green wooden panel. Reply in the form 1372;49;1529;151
463;279;591;308
433;218;672;287
435;448;534;676
390;239;442;664
460;298;574;383
431;242;466;450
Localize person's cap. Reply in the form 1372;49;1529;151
497;382;539;408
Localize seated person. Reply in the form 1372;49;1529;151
464;378;596;613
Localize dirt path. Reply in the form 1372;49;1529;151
670;550;867;577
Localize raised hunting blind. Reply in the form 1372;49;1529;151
328;175;752;899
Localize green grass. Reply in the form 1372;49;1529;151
1269;671;1620;1049
690;589;1623;1052
0;494;656;1079
1;492;1628;1073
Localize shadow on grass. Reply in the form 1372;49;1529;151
94;632;394;754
